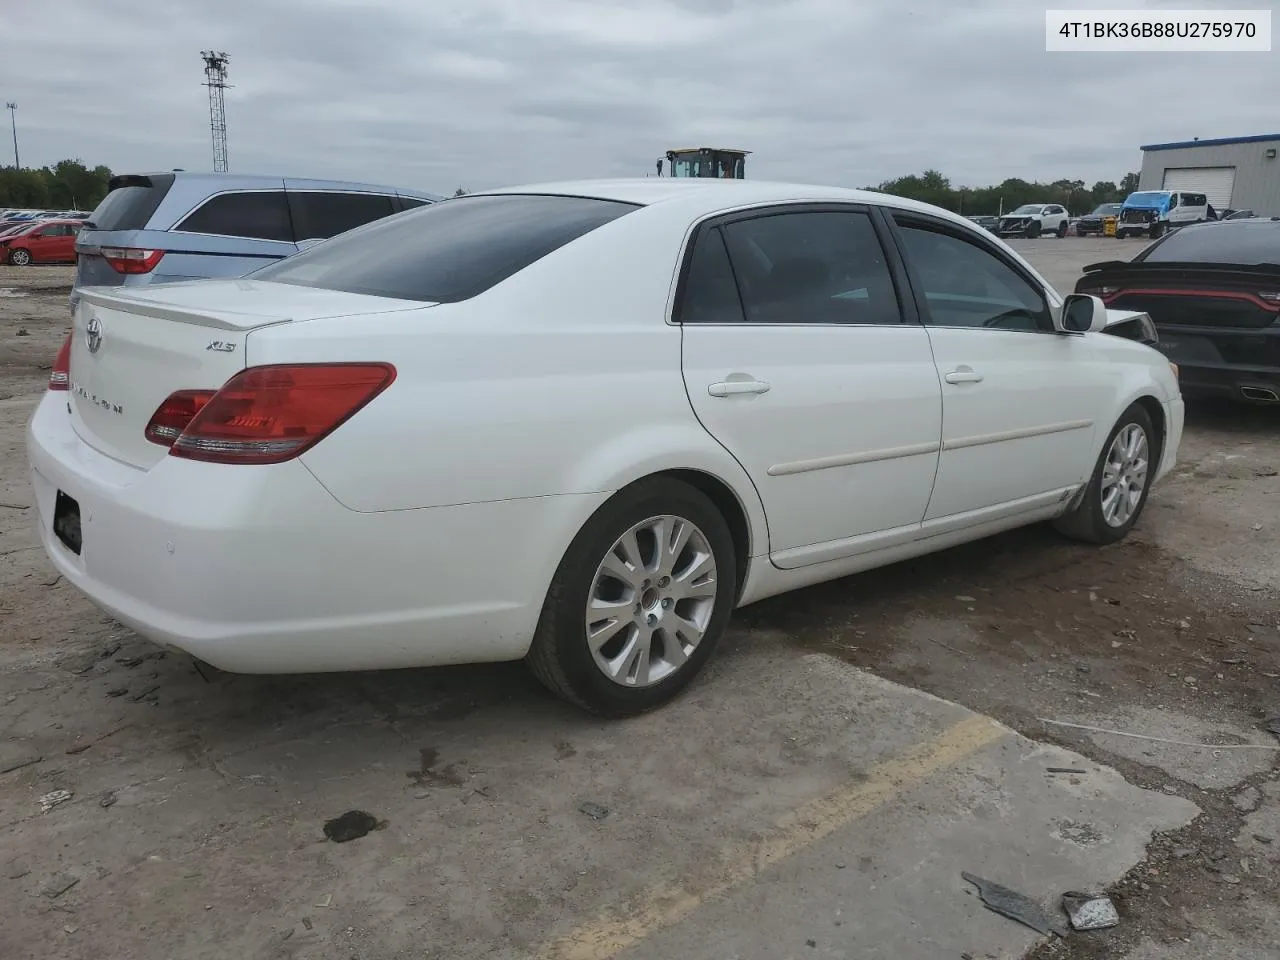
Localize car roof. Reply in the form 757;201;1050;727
119;171;443;201
469;178;981;229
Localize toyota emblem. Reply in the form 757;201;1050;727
86;317;103;354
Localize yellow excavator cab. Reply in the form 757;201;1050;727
658;148;749;179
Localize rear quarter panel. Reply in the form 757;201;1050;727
247;207;769;553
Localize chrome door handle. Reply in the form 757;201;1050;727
944;369;984;384
708;379;771;397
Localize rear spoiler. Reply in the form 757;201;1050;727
106;174;156;191
77;288;293;332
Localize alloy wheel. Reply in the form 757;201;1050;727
1100;423;1149;527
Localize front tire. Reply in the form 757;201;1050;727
526;477;737;716
1025;222;1042;239
1053;404;1156;545
1056;221;1069;238
8;247;31;266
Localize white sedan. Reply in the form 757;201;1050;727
27;179;1183;715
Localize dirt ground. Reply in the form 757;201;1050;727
1;249;1278;960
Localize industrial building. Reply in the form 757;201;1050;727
1137;133;1280;216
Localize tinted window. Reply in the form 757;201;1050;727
88;174;176;231
713;210;902;325
895;221;1052;332
177;191;293;242
676;227;745;324
1139;221;1280;264
288;191;396;241
252;193;638;303
399;197;430;210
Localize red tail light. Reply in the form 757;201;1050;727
143;389;216;446
49;334;72;390
99;246;164;274
146;363;396;465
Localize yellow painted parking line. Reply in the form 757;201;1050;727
534;714;1007;960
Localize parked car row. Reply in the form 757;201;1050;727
28;177;1182;716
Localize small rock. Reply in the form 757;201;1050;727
1171;847;1196;859
16;327;29;336
805;940;817;948
98;792;117;808
1233;787;1262;813
578;801;609;820
1177;619;1192;630
1252;835;1273;845
955;595;976;603
1076;664;1091;673
42;872;80;898
322;810;381;843
1219;874;1241;885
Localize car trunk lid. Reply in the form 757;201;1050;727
68;281;428;470
1078;263;1280;330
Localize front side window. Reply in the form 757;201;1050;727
698;209;902;325
895;220;1053;333
177;191;293;243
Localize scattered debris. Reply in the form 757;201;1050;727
42;575;62;587
955;595;977;603
302;918;313;931
1046;767;1086;775
805;939;817;948
0;501;30;511
314;893;333;908
1265;718;1280;740
42;873;80;898
126;685;159;703
105;688;127;698
1221;657;1247;665
578;801;610;820
0;751;42;774
1252;835;1273;845
65;741;92;755
38;790;73;813
1061;891;1120;931
1219;874;1242;885
99;792;117;808
1171;847;1196;859
116;657;144;668
962;871;1068;937
16;327;29;335
323;810;382;843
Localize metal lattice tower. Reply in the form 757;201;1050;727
200;51;231;173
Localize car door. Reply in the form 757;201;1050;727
49;224;77;261
25;224;59;261
1044;205;1065;231
886;212;1115;524
677;204;944;569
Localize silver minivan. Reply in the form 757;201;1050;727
73;172;441;309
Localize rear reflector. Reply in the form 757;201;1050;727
143;389;216;446
49;334;72;391
152;363;396;465
99;246;164;274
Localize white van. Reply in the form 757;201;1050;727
1116;190;1210;238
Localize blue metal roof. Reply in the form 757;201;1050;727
1141;133;1280;152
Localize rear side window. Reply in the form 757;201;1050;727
1140;222;1280;264
686;209;902;325
251;193;639;302
176;191;293;243
288;191;397;241
88;174;176;231
399;197;430;210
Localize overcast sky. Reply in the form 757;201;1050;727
4;0;1276;194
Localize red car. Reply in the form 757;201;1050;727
1;219;83;265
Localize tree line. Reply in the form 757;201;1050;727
865;170;1143;217
0;160;114;211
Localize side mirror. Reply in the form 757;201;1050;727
1060;294;1108;333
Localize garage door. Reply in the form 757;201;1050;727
1161;166;1236;209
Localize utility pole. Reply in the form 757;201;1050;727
200;51;230;173
5;102;17;169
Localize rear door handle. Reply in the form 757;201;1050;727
708;379;771;397
944;368;984;384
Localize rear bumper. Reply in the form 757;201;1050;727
1152;326;1280;404
26;393;603;673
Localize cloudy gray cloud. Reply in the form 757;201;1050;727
3;0;1275;194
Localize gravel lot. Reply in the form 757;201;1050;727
1;244;1277;960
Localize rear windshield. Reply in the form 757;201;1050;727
251;193;640;303
1139;221;1280;265
86;174;176;231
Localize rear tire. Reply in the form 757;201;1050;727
1053;404;1156;545
526;477;737;716
8;247;31;266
